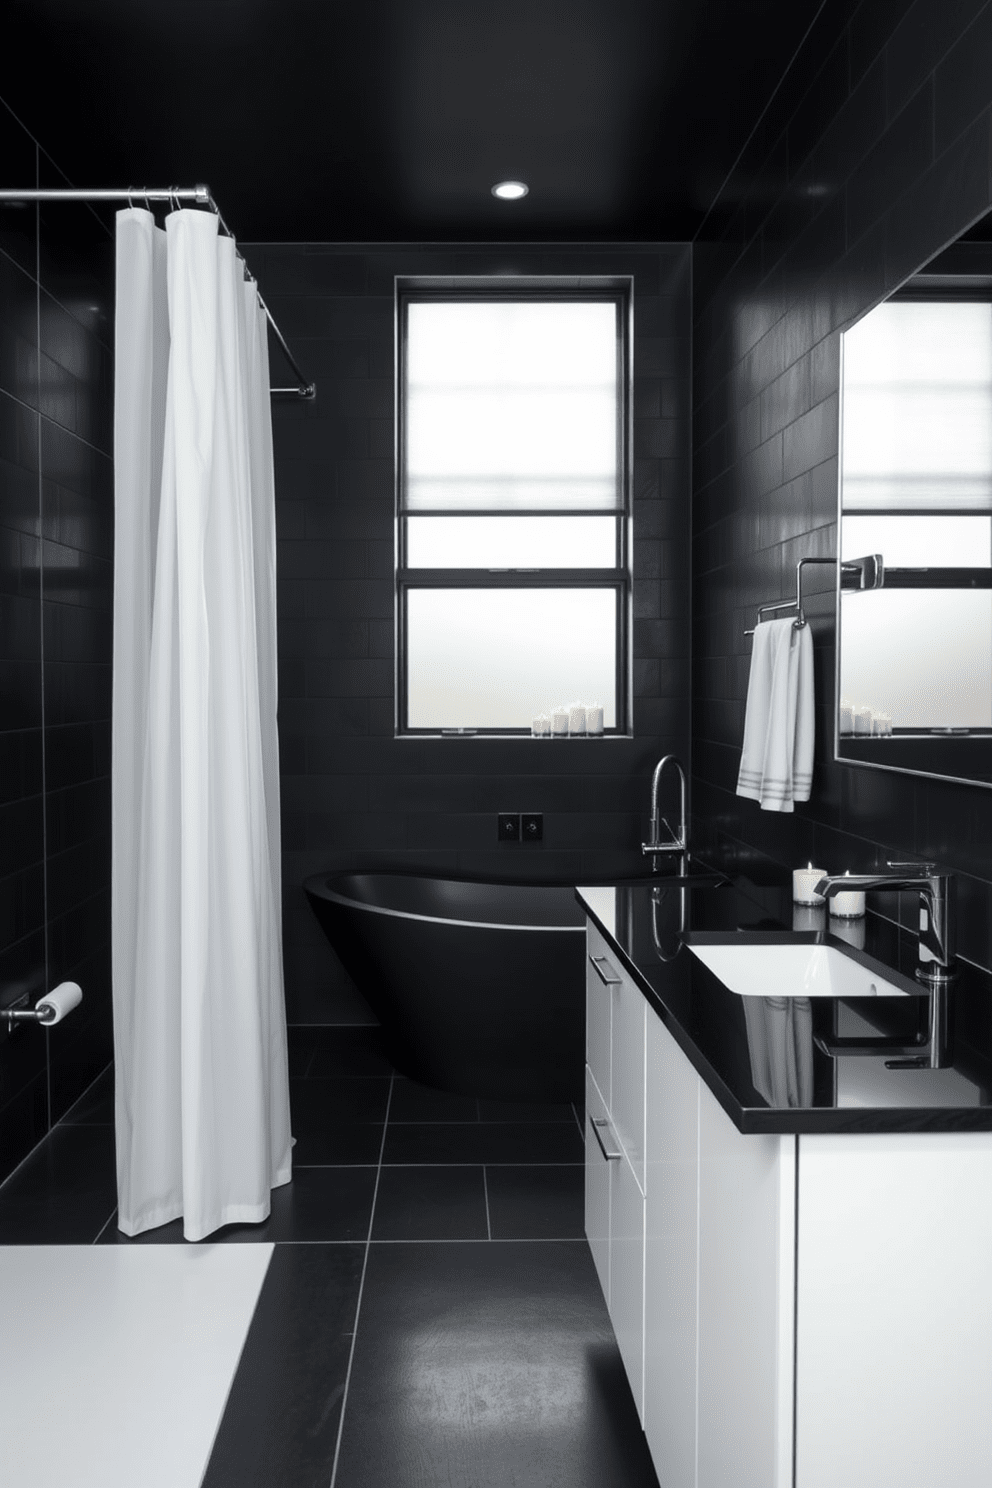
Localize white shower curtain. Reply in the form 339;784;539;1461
112;207;292;1241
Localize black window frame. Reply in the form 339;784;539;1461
394;278;632;737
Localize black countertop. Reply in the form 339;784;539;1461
576;874;992;1134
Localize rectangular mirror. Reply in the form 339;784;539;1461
836;217;992;788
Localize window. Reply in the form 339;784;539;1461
396;285;630;734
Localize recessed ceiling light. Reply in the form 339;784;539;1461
492;181;529;200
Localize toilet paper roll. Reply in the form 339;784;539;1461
36;981;82;1027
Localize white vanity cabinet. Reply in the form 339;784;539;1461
584;914;992;1488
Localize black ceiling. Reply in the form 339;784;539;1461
5;0;829;242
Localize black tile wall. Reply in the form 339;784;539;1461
691;0;992;971
0;96;114;1183
243;243;692;1022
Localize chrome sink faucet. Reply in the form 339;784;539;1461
813;863;957;985
641;754;688;861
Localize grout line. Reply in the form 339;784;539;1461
369;1237;587;1246
328;1070;394;1488
65;1237;591;1247
34;156;51;1140
92;1207;117;1245
56;1060;113;1126
481;1166;492;1241
295;1160;586;1169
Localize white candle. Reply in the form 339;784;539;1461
585;703;604;736
829;871;866;919
838;699;855;734
792;864;826;905
568;703;587;736
551;707;569;736
531;714;551;737
854;706;873;735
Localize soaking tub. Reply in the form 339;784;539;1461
303;872;588;1102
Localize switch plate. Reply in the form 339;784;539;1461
521;813;543;843
497;813;521;842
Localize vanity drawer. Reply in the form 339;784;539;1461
585;1064;646;1424
586;920;646;1192
585;1066;612;1307
586;921;616;1107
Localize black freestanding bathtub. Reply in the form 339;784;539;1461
304;872;587;1102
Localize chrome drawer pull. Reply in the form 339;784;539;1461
589;953;622;987
590;1116;623;1161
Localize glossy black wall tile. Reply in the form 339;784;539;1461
245;243;692;1022
0;97;113;1182
692;0;992;972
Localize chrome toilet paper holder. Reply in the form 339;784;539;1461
3;982;83;1034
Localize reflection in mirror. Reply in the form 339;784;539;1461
836;218;992;786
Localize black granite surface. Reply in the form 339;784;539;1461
578;876;992;1134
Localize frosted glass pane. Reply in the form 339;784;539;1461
842;302;992;509
406;589;617;729
404;300;619;511
842;515;992;566
406;516;616;568
840;590;992;728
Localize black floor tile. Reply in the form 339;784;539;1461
304;1024;394;1078
485;1164;585;1240
477;1096;580;1124
388;1078;479;1123
60;1064;114;1124
382;1120;585;1166
291;1075;391;1125
372;1165;488;1241
99;1166;378;1244
290;1080;386;1165
333;1241;660;1488
0;1125;116;1243
202;1243;365;1488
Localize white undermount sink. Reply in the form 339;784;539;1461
687;942;911;998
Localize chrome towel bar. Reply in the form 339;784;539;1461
744;553;883;635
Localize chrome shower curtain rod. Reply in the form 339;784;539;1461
0;185;315;398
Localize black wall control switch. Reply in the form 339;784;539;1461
498;813;521;842
521;813;543;842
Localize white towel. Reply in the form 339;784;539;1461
736;616;814;812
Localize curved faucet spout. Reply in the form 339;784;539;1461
814;865;956;984
642;754;688;858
